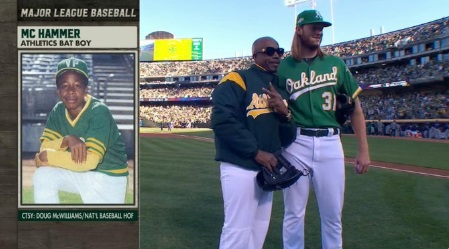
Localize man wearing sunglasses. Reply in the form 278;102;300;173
211;36;296;249
275;10;371;249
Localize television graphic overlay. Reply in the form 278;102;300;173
19;52;138;211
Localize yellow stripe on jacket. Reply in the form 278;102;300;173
218;72;246;91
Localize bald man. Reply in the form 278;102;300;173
211;37;296;249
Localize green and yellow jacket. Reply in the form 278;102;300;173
211;64;296;171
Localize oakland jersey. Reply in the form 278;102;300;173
277;55;361;128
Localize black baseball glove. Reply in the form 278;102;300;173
256;152;304;192
336;93;355;126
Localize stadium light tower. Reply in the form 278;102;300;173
329;0;335;44
284;0;316;24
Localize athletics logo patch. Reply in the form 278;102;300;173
246;93;272;118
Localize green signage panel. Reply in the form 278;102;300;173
191;38;203;61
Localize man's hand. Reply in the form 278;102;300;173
263;83;289;116
35;151;48;168
354;152;370;174
62;135;87;164
254;150;277;173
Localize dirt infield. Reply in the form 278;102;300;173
141;132;449;179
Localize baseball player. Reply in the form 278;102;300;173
276;10;371;249
211;37;295;249
33;57;129;204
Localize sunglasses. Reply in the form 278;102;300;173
254;47;285;56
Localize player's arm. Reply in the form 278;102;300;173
37;102;97;170
41;135;87;162
37;150;100;172
340;60;371;173
38;116;101;171
40;127;67;151
61;135;87;164
350;98;370;173
43;104;118;171
40;138;66;151
211;72;259;159
41;132;90;162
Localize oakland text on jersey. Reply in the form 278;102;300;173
286;66;338;99
246;93;271;118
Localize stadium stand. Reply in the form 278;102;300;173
140;16;449;139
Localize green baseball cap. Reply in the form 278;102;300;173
55;57;89;84
296;10;332;27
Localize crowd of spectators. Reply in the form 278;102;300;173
140;57;252;77
138;88;449;140
364;120;449;139
139;100;449;139
140;58;449;91
138;16;449;139
359;89;449;120
140;53;449;88
320;16;449;57
140;58;449;88
139;59;449;92
138;86;448;121
140;85;214;99
140;16;449;78
140;104;212;127
354;60;449;86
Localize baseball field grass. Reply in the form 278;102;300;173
20;159;135;205
139;129;449;249
21;188;135;204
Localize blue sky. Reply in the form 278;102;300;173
140;0;449;60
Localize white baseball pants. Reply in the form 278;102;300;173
33;166;128;204
219;162;273;249
282;132;345;249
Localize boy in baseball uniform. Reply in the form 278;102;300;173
33;57;129;204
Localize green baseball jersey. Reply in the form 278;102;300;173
277;55;362;128
40;94;128;176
